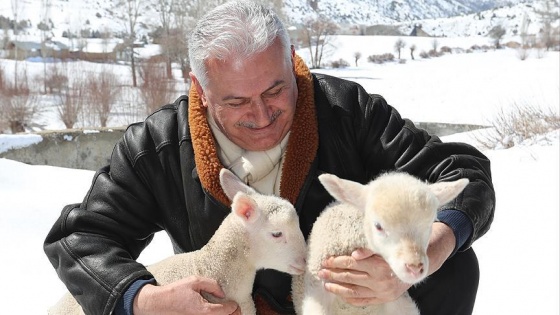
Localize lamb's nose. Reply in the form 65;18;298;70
405;263;424;277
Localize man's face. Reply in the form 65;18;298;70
192;39;298;151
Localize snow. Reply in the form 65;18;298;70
0;134;43;154
0;33;559;315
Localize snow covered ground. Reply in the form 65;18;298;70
0;38;558;313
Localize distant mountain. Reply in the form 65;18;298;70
283;0;533;24
0;0;545;41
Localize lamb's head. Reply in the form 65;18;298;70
318;172;468;284
219;168;307;276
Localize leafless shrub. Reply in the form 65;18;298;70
83;69;121;127
139;58;176;115
517;45;531;60
46;62;69;94
474;102;560;149
0;68;38;133
419;51;430;59
534;42;546;58
58;74;86;129
428;49;442;57
367;53;394;64
431;39;439;53
440;46;452;54
330;58;350;69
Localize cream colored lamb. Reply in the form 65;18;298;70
292;172;469;315
49;168;307;315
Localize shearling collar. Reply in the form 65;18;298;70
188;55;318;206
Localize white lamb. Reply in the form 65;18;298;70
292;172;469;315
49;168;307;315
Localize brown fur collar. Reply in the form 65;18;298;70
188;55;317;206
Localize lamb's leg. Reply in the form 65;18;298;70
48;292;84;315
237;296;257;315
382;292;420;315
301;274;335;314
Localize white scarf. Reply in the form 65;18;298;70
207;113;289;195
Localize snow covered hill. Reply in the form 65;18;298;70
0;0;548;42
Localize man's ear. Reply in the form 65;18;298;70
189;72;207;107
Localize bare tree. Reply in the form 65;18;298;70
165;0;198;83
518;13;531;60
354;51;361;67
84;69;121;127
410;44;416;60
394;38;406;59
139;58;176;114
11;0;23;88
431;39;439;52
535;0;560;51
58;65;85;129
112;0;144;87
489;25;506;49
302;15;338;68
40;0;52;94
153;0;175;79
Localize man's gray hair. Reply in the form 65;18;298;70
188;0;292;89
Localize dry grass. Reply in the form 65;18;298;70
474;102;560;149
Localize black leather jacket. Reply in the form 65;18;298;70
44;73;494;315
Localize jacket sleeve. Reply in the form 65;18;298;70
43;114;179;314
315;75;495;250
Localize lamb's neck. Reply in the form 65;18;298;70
200;216;256;284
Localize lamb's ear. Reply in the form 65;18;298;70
231;192;260;224
220;168;256;200
319;173;367;209
429;178;470;205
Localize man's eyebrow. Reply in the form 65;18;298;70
221;80;286;102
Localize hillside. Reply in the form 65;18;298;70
284;0;531;24
0;0;547;42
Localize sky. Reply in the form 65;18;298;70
0;36;559;313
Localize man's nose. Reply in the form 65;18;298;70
250;98;272;125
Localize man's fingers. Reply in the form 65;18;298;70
343;297;382;306
206;301;240;315
352;248;375;260
191;276;226;298
322;255;363;271
323;281;371;299
318;268;370;286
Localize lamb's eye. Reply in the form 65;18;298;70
374;223;384;232
271;231;283;238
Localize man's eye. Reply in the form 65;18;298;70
265;88;283;98
225;101;247;108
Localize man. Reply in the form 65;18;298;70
44;1;495;315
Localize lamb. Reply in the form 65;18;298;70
49;168;307;315
292;172;469;315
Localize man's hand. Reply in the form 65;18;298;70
133;275;241;315
318;222;456;306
